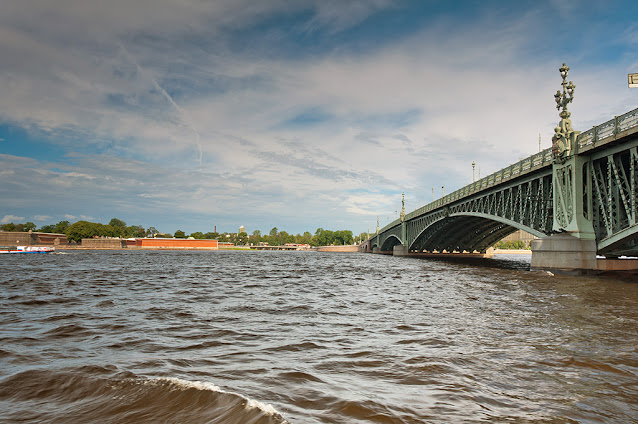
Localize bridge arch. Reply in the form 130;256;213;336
381;234;402;251
408;212;544;253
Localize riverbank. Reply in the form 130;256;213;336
494;249;532;254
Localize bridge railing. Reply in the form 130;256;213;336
397;148;553;223
376;106;638;237
577;106;638;151
378;147;554;234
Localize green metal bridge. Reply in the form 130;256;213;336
364;66;637;272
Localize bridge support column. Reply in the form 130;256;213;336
373;247;381;254
531;234;597;272
393;244;409;256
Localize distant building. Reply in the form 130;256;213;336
0;231;67;246
239;225;246;234
134;238;219;249
500;229;536;246
82;238;126;249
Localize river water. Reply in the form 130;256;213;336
1;250;637;423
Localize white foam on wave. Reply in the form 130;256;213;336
152;377;281;416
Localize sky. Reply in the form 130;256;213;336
1;0;637;235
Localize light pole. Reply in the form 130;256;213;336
442;186;445;197
554;63;575;120
472;161;476;182
538;134;541;153
552;63;577;161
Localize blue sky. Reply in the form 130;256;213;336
1;0;637;235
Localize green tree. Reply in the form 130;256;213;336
236;232;249;245
109;218;126;228
190;231;205;239
299;231;312;245
24;222;36;231
204;231;219;239
54;221;70;234
174;230;186;238
128;225;145;238
312;228;334;246
66;221;117;243
38;224;56;233
1;222;17;231
333;230;353;245
278;230;291;245
108;218;127;237
146;227;158;237
269;227;278;237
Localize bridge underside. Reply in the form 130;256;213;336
379;235;401;251
368;107;638;271
410;216;519;253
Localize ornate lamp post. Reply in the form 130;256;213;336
472;161;476;182
552;63;579;162
555;63;575;118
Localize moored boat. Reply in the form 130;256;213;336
0;246;55;254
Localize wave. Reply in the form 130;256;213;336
0;368;289;424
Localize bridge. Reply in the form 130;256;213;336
362;64;638;273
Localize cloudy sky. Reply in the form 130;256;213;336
1;0;637;235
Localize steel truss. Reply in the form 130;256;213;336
591;145;638;256
404;171;553;253
371;107;638;256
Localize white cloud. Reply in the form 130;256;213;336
0;1;635;233
1;214;25;224
33;215;51;221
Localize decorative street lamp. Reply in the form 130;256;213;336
554;63;575;119
552;63;580;163
472;161;476;182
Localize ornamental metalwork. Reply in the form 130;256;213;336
552;63;580;162
369;105;638;258
591;145;638;256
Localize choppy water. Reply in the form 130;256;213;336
1;250;637;423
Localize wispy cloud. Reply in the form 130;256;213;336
1;214;25;224
0;0;636;233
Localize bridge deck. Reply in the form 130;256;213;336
377;106;638;236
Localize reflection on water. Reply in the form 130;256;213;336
1;250;637;423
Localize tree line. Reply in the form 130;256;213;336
1;219;370;246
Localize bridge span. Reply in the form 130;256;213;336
362;65;638;273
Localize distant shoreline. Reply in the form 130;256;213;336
494;249;532;255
